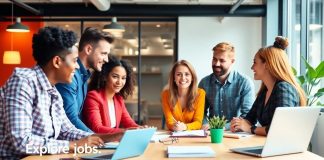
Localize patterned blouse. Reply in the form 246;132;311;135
245;81;300;133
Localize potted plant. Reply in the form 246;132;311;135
292;57;324;106
207;116;227;143
292;58;323;153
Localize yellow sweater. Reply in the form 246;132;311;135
161;88;205;131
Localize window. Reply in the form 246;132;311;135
286;0;324;104
308;0;323;67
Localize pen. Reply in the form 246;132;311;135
172;116;179;125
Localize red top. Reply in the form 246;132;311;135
82;89;138;133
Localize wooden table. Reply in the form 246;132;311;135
23;135;323;160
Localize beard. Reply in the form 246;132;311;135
87;56;102;72
212;65;228;77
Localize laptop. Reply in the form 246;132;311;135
230;107;321;157
82;128;156;160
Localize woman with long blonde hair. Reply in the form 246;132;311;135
161;60;205;131
230;36;306;136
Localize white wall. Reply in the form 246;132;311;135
178;17;262;90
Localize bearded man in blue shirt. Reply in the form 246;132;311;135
199;42;255;130
56;27;113;132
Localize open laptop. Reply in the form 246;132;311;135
230;107;321;157
82;128;156;160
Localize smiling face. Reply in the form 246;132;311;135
251;53;267;80
106;66;127;93
56;46;79;83
174;65;192;89
88;40;111;71
212;50;234;78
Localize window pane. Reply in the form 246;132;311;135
308;0;323;67
288;0;301;74
308;0;323;104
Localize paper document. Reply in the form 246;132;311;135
223;131;254;139
167;146;216;158
150;134;170;143
171;130;206;137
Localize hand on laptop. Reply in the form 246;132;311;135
69;135;105;152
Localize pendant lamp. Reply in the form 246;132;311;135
2;3;21;64
103;17;125;37
6;2;29;33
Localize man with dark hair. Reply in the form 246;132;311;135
56;27;114;132
0;27;122;159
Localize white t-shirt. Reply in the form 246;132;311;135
108;100;116;128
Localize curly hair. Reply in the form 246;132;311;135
32;26;77;66
88;55;135;99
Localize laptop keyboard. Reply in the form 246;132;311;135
95;154;113;159
245;148;263;154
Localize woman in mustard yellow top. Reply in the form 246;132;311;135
161;60;205;131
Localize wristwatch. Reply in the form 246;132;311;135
250;126;257;134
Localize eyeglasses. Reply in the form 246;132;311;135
159;137;179;145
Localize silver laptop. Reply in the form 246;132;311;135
81;128;156;160
230;107;321;157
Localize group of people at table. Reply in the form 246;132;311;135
0;26;306;159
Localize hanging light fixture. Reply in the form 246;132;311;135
6;2;29;33
3;32;21;64
3;1;22;64
6;17;30;33
103;17;125;37
3;51;21;64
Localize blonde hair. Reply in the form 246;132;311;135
168;60;198;111
212;42;235;59
256;36;306;106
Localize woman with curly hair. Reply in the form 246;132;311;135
230;36;306;136
83;55;140;134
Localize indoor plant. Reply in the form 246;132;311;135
293;58;324;152
207;116;227;143
292;57;324;106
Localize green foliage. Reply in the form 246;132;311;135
292;57;324;106
207;116;227;129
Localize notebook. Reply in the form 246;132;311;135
167;146;215;158
223;131;254;139
81;128;156;160
230;107;321;157
171;130;207;137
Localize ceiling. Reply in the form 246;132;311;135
0;0;264;5
0;0;266;18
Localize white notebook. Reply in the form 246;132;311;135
171;130;206;137
167;146;216;158
223;131;254;139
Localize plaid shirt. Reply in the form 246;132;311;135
0;65;91;158
245;81;299;133
199;70;255;129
